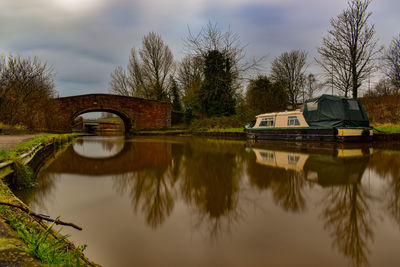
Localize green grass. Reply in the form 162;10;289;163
135;128;245;134
4;210;86;266
134;129;190;135
372;124;400;133
204;128;244;133
7;156;34;189
98;117;123;123
0;122;26;130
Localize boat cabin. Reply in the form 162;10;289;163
253;110;309;128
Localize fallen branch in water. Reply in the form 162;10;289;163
0;201;82;231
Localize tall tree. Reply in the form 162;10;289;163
177;55;202;112
185;22;262;84
169;76;182;112
183;22;264;115
270;50;307;108
317;0;381;99
109;32;174;101
199;50;235;117
245;75;288;114
384;34;400;91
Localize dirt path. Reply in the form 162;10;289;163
0;135;43;151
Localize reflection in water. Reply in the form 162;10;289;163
314;153;373;267
73;136;125;159
247;150;307;212
112;141;175;228
369;152;400;228
246;143;373;266
24;138;400;267
180;139;243;238
321;183;373;267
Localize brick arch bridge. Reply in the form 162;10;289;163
54;94;171;133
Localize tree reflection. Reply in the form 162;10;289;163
368;152;400;229
180;139;243;238
321;183;373;267
112;141;177;229
390;178;400;227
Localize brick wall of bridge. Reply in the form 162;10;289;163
54;94;171;132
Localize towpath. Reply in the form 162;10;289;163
0;135;43;151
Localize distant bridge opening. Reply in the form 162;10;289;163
73;111;125;134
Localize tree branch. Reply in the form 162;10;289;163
0;201;82;231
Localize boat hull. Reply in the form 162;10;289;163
245;127;373;142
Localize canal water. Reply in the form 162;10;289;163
18;136;400;267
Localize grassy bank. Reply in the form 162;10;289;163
0;134;76;162
0;133;97;266
372;124;400;133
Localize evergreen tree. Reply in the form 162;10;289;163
199;50;235;117
169;77;182;112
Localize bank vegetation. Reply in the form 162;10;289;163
0;133;98;266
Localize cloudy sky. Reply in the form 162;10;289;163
0;0;398;97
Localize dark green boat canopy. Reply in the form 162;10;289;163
303;94;370;127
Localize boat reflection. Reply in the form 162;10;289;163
247;142;373;267
248;142;372;186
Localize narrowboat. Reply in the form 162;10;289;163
245;95;373;142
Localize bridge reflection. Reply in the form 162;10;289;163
73;137;125;159
48;138;172;175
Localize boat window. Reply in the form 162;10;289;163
288;155;300;165
307;101;318;111
260;151;275;162
288;116;300;126
347;100;359;110
259;117;274;127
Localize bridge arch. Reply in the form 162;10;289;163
73;108;132;133
54;94;171;134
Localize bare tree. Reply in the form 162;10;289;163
109;66;130;96
270;50;308;108
384;34;400;91
109;32;174;101
0;54;56;128
364;78;396;96
176;55;202;92
317;0;381;99
185;22;264;87
302;73;322;101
